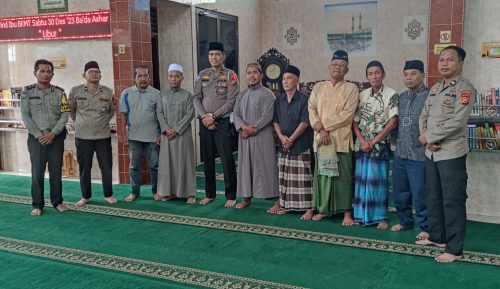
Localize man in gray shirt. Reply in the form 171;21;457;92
391;60;429;239
119;65;161;202
69;61;116;207
20;59;70;216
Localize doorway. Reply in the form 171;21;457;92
196;8;238;74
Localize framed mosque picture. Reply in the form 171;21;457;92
324;1;377;57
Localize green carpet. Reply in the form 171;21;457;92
0;173;499;289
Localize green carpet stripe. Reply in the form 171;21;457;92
1;193;499;267
0;236;306;289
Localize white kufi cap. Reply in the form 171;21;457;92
168;63;183;74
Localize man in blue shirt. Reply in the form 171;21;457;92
391;60;429;240
119;65;161;202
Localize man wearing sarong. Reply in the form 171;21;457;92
233;63;279;209
308;50;359;224
156;64;196;204
271;65;314;219
352;60;398;230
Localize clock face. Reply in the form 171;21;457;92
265;63;281;80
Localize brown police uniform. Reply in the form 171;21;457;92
20;84;70;209
69;84;115;199
419;75;476;256
193;66;239;200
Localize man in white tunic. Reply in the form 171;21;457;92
156;64;196;204
233;63;279;209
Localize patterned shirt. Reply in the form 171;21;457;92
353;85;398;151
395;86;429;161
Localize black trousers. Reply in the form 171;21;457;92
27;131;66;209
76;137;113;199
199;117;237;200
425;155;467;256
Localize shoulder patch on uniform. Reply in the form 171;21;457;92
230;73;238;85
460;90;471;105
202;74;210;81
25;84;36;90
431;87;439;93
53;85;65;91
60;92;71;112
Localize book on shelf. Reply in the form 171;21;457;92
470;87;500;117
467;122;500;150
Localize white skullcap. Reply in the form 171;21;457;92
168;63;183;74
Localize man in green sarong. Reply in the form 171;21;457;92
308;50;359;224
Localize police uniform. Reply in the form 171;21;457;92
419;75;476;256
20;84;70;209
69;84;115;200
193;66;239;200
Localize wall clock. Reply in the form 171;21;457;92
257;48;289;96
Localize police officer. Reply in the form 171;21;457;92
69;61;117;207
193;42;239;207
21;59;70;216
417;46;476;263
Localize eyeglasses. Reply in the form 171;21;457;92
87;70;101;75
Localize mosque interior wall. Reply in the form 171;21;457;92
0;0;499;219
0;0;118;182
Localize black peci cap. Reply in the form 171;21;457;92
404;60;425;73
208;42;224;52
331;50;349;62
284;65;300;78
84;61;100;72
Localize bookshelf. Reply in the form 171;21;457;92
467;88;500;152
465;89;500;219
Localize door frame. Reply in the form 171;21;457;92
195;7;239;75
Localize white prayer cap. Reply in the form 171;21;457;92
168;63;183;74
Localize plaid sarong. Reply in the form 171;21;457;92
278;150;313;211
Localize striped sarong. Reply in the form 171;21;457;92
278;150;313;211
353;152;389;225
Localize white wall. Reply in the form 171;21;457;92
0;0;117;181
463;0;500;218
260;0;429;92
0;0;113;91
463;0;500;92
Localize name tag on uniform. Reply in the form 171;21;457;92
442;98;452;106
99;92;109;101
